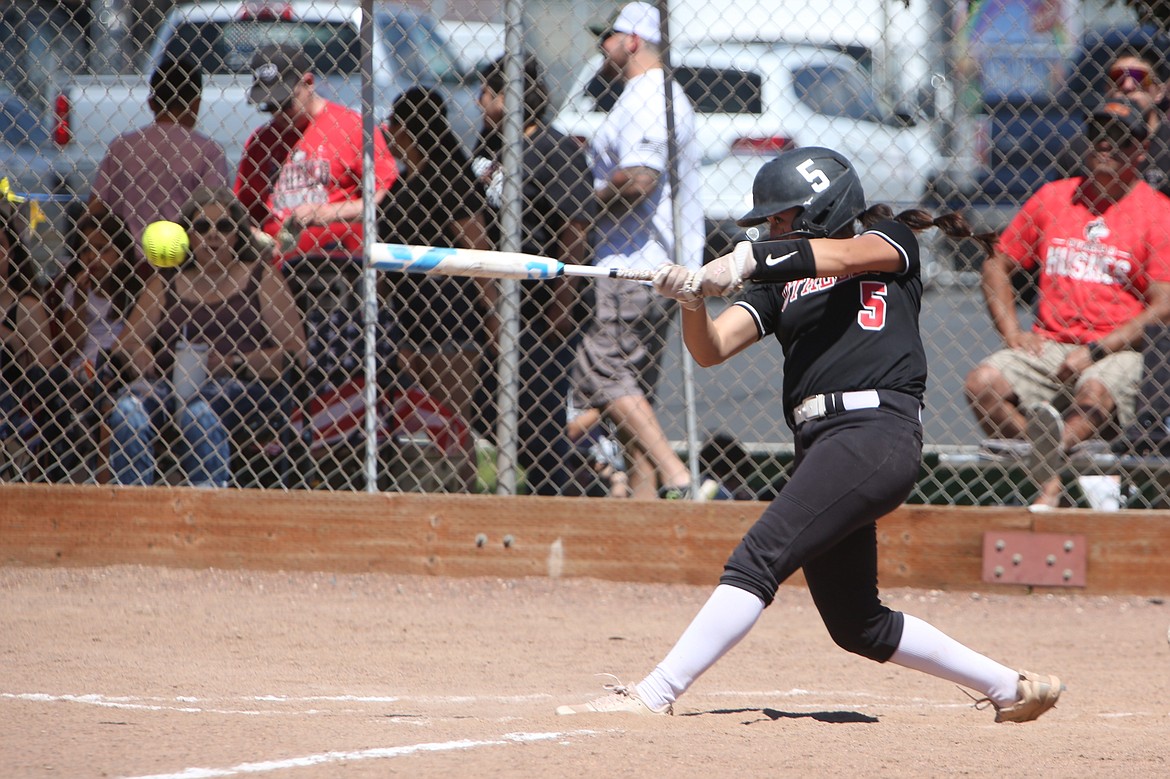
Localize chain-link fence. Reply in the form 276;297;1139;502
4;0;1170;509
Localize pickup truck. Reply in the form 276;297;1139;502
58;1;482;200
927;25;1170;278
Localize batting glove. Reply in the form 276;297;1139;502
653;264;704;309
698;241;755;297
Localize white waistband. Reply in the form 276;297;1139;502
793;390;881;426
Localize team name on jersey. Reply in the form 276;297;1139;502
781;273;859;311
1044;237;1134;285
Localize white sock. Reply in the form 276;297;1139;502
888;614;1020;707
636;584;765;710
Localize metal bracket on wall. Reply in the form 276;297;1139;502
981;531;1087;587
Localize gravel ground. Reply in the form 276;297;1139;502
1;565;1168;778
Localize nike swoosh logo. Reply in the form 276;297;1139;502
765;251;797;266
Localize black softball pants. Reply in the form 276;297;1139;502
720;390;923;662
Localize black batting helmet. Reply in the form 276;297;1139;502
736;147;866;238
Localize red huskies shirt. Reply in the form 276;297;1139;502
998;178;1170;343
235;101;396;258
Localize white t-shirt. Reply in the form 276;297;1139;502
591;68;705;272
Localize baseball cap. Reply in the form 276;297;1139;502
1088;97;1149;142
589;2;661;45
248;42;311;109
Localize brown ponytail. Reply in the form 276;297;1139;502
858;204;998;262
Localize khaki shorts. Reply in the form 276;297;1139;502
981;340;1142;426
571;276;675;409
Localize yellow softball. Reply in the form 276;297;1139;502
141;220;190;268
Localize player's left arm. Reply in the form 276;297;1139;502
802;234;906;275
678;301;759;368
657;230;909;302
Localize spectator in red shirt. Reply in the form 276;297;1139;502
965;97;1170;509
234;43;396;263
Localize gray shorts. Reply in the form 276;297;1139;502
981;340;1142;426
571;276;675;409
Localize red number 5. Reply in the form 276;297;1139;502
858;281;887;330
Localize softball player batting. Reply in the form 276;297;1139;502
557;147;1063;722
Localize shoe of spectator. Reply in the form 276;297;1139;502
585;428;630;498
1024;402;1065;487
658;479;721;500
588;433;625;475
978;438;1033;459
556;675;672;716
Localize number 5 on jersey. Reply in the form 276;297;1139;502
858;281;887;330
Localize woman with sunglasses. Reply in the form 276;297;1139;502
108;187;306;487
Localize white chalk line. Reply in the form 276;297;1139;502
0;689;981;716
9;690;1148;719
119;730;603;779
1;691;554;717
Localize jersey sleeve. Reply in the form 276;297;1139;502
734;283;781;340
860;219;919;277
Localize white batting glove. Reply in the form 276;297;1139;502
698;241;756;297
653;264;704;309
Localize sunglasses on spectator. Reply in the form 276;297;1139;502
190;217;235;234
1110;65;1152;88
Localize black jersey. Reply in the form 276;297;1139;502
734;219;926;428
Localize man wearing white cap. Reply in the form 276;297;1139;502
570;1;705;500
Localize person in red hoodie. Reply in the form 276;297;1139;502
234;42;396;264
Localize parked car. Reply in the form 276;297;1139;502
553;41;941;260
926;25;1170;278
57;1;482;200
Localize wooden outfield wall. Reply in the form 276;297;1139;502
1;483;1168;595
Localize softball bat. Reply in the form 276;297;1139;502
370;243;654;282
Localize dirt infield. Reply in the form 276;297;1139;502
2;565;1168;778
